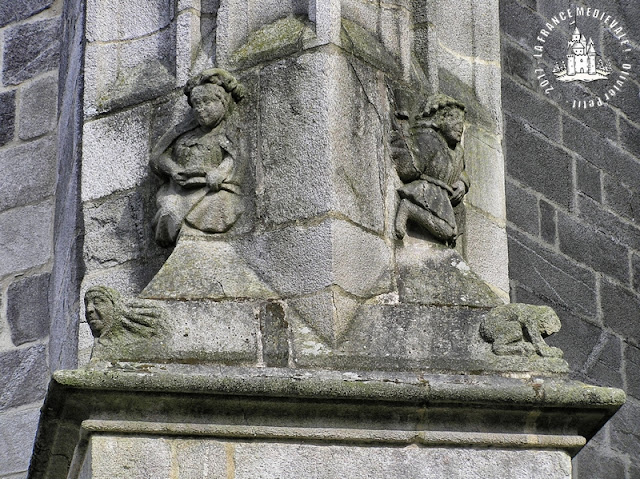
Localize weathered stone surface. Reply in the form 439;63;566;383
48;0;85;373
85;0;174;42
84;436;171;479
257;50;385;231
256;53;332;225
609;400;640;463
82;291;259;364
502;40;537;85
464;208;510;295
576;158;600;201
246;222;334;297
563;116;640;186
502;77;560;141
464;126;507;222
332;221;391;297
625;344;640;399
145;215;391;301
539;199;556;244
0;0;54;28
557;211;629;284
84;29;175;115
602;279;640;346
287;289;359;345
620;116;640;158
230;15;314;69
0;407;41;477
291;302;567;373
505;180;539;237
18;76;58;140
0;201;53;277
83;192;147;268
29;364;627;479
234;443;571;478
577;194;640;253
396;237;503;308
260;302;288;367
0;136;56;212
510;226;597;311
0;345;49;411
82;105;150;201
505;115;573;209
584;333;624;390
602;174;639;223
162;301;258;363
0;90;16;147
141;239;279;300
574;441;626;479
7;273;50;346
2;18;61;85
174;439;227;479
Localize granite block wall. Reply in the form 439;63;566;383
0;1;63;478
500;0;640;477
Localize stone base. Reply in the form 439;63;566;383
101;235;561;374
28;366;624;479
77;433;572;478
88;298;568;374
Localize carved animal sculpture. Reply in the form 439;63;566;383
480;303;564;358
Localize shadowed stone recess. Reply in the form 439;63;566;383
0;91;16;147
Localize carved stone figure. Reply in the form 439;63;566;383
392;94;469;245
480;304;564;358
84;286;166;359
151;69;245;246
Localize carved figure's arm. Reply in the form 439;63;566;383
450;156;470;205
150;150;178;180
206;156;234;192
390;114;420;183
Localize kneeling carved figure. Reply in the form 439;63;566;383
391;94;469;245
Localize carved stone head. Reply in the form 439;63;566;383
417;94;466;148
184;69;245;129
84;286;120;338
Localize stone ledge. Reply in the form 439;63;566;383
80;419;587;450
52;365;625;408
28;366;624;479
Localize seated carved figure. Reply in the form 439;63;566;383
480;304;564;358
151;69;245;246
392;94;469;245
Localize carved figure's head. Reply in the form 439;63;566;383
417;94;466;148
185;69;245;129
84;286;120;338
536;306;562;337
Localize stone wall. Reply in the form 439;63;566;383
500;0;640;477
0;1;63;478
